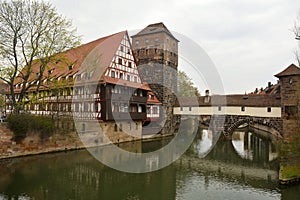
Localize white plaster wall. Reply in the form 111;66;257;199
174;106;281;118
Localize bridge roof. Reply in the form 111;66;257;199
177;94;281;107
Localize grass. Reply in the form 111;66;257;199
280;163;300;179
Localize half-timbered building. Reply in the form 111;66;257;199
5;31;155;141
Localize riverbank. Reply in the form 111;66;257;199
0;123;85;160
0;123;173;160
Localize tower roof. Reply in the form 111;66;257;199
131;22;179;42
275;64;300;78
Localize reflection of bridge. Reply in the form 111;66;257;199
174;94;283;139
176;130;279;190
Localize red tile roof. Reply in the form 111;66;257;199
14;31;150;91
147;91;161;104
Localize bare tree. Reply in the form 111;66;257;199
0;0;80;113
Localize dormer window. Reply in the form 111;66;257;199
69;75;73;82
77;74;81;81
69;65;73;70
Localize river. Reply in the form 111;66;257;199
0;128;299;200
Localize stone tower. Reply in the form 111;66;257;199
131;23;179;134
275;64;300;183
275;64;300;141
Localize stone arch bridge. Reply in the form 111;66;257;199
174;94;283;139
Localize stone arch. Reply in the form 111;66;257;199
225;116;282;139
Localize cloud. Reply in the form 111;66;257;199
52;0;300;93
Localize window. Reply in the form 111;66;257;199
218;106;222;111
120;46;124;52
118;58;122;65
134;76;137;83
69;65;73;70
127;75;130;81
111;71;115;78
241;106;245;112
153;107;158;114
267;107;272;113
285;106;297;118
128;62;132;68
120;73;123;79
136;123;138;130
150;95;154;100
180;107;183;111
189;107;192;111
82;123;86;132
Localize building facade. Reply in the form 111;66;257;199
5;30;159;142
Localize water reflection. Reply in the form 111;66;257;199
0;128;298;200
232;131;278;162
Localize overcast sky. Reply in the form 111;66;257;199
52;0;300;94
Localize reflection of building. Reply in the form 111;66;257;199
5;30;163;141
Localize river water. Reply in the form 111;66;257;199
0;128;299;200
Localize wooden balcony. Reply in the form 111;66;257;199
106;112;146;121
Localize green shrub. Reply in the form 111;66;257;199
7;114;55;141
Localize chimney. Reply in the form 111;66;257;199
205;90;209;96
268;82;272;88
204;90;210;103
